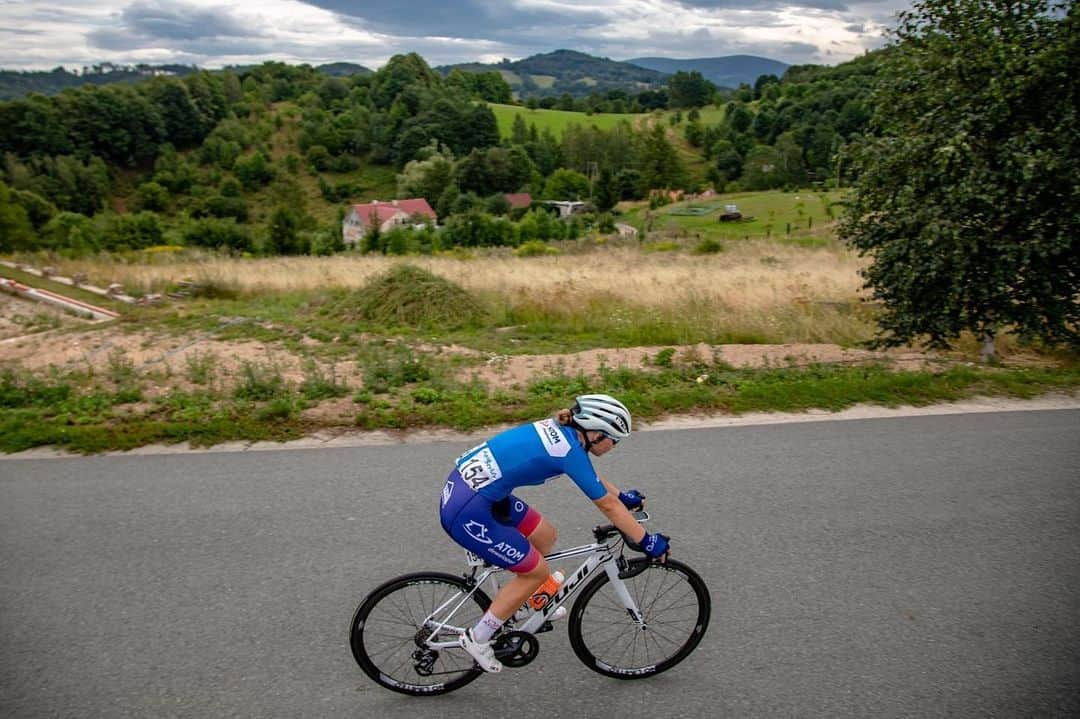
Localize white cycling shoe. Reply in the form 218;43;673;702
459;628;502;673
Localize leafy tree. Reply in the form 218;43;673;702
711;139;743;181
144;78;205;148
180;217;251;252
397;144;455;202
234;152;275;190
511;114;529;145
267;205;307;255
370;53;439;110
542;168;590;200
636;123;685;190
667;71;713;108
42;211;103;254
454;148;492;196
463;104;500;152
10;187;55;229
740;145;784;190
0;180;33;252
753;74;780;99
136;181;169;212
594;167;619;212
725;102;752;134
614;168;643;200
841;0;1079;358
100;211;163;250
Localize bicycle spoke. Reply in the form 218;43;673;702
572;562;706;673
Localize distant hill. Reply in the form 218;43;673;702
438;49;668;98
315;62;372;77
0;64;198;100
0;61;370;100
624;55;789;89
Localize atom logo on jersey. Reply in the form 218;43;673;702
489;542;526;564
463;520;493;544
533;419;570;458
441;479;454;506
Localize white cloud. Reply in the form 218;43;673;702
0;0;906;71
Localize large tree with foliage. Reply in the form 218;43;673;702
841;0;1079;359
0;180;33;252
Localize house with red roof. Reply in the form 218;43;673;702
504;193;533;210
342;198;437;245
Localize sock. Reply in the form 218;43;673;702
471;610;504;643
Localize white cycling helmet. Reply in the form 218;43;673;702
572;394;632;440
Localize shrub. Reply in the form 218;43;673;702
514;240;559;257
234;360;288;401
136;182;170;212
180;217;252;252
300;361;348;400
694;238;724;254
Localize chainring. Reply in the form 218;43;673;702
493;630;540;668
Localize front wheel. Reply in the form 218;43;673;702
349;572;492;696
568;558;710;679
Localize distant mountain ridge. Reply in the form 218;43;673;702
0;61;372;100
438;49;669;98
624;55;790;88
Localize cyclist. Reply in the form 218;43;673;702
438;393;671;673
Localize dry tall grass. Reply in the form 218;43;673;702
48;242;865;305
40;241;874;343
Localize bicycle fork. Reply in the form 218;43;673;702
603;560;647;628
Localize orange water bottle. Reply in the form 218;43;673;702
527;570;564;610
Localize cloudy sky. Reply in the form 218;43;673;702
0;0;911;72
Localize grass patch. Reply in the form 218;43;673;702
2;359;1075;454
324;264;488;330
623;190;843;243
489;103;640;139
0;265;130;314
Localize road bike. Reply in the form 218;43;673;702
348;511;711;696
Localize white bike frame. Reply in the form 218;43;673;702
421;533;647;649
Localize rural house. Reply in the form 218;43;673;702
342;199;437;245
504;193;532;210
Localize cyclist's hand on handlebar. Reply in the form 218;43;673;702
641;531;670;561
618;489;646;511
625;530;670;562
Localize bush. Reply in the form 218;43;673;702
180;217;252;252
136;182;170;212
234;360;288;401
300;361;349;400
693;238;724;254
234;152;275;190
514;240;559;257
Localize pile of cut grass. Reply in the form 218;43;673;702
325;264;488;330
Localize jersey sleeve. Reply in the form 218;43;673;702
562;446;606;500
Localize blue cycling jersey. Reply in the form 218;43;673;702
453;419;606;501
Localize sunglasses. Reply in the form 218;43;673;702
598;432;619;446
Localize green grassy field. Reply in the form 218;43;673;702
621;190;845;242
490;103;642;139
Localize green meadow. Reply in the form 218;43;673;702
621;190;845;242
490;103;642;139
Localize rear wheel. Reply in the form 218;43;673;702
568;558;710;679
349;572;491;696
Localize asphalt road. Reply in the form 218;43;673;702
1;410;1078;718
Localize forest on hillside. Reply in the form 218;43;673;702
0;49;879;257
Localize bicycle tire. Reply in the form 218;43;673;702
349;571;492;696
568;558;710;679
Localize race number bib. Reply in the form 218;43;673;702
457;445;503;491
